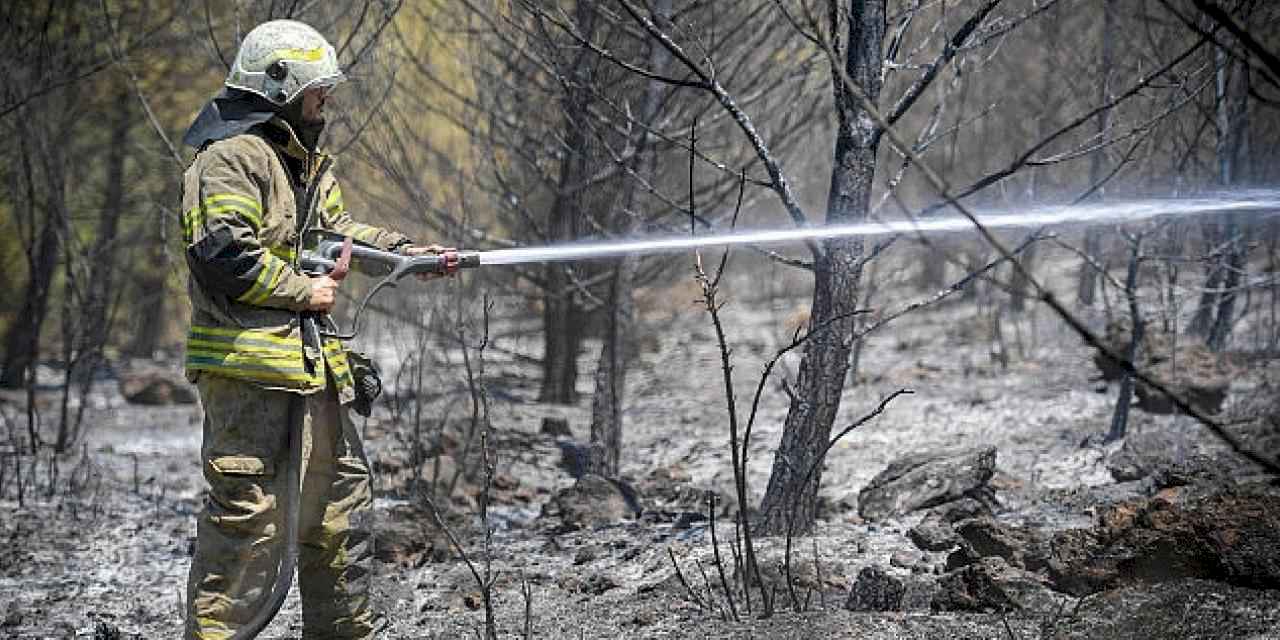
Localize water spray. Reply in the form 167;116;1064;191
299;190;1279;337
474;189;1280;267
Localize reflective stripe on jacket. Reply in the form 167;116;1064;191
180;116;409;400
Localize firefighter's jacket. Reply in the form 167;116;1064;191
180;117;409;402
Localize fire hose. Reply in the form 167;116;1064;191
228;233;478;639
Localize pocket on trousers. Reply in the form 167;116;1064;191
210;455;275;477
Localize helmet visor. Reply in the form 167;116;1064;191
305;70;346;92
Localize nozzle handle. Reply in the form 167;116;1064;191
302;241;480;340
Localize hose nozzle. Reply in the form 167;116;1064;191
456;251;480;270
434;250;481;274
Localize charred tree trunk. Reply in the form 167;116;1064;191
1206;47;1250;351
588;256;637;477
74;81;131;385
1190;45;1250;346
1;130;60;389
539;252;584;404
587;0;672;477
1107;235;1144;443
1077;0;1115;306
758;0;885;536
1010;9;1062;314
539;1;598;405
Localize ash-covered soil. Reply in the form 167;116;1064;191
2;265;1278;639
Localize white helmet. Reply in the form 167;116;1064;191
225;20;344;106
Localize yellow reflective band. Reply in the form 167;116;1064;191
352;226;379;243
193;616;235;639
204;204;263;231
205;193;262;215
236;255;285;305
258;259;285;303
322;342;352;382
269;245;296;262
186;356;318;385
190;324;298;347
186;349;305;368
324;186;343;211
186;324;327;390
184;194;264;232
186;342;300;357
273;47;325;62
182;207;203;240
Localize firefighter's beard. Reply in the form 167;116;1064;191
296;119;325;151
281;99;326;151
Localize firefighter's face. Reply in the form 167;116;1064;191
301;86;331;124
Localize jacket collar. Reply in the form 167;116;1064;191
261;117;313;161
183;89;327;161
182;88;277;150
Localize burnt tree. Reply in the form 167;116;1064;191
757;0;886;535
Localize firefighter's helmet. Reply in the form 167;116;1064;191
225;20;344;106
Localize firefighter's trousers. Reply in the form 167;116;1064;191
185;374;376;639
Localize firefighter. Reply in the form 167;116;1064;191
180;19;440;639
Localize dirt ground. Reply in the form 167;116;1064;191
2;254;1278;639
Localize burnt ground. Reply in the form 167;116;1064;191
2;259;1279;639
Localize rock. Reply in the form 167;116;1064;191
574;544;603;565
1148;454;1234;491
1047;486;1280;596
375;506;450;566
584;572;621;595
1046;528;1111;596
949;518;1049;573
462;591;484;610
554;440;634;486
1226;369;1280;464
1045;578;1280;639
889;550;920;570
932;557;1061;613
650;464;692;485
845;566;905;611
119;372;197;405
637;464;724;519
745;544;851;596
929;496;995;523
857;447;998;522
540;417;572;438
1134;344;1231;415
556;573;584;593
555;440;592;479
1106;435;1236;489
375;520;428;566
1092;321;1231;415
1106;443;1149;482
626;608;659;628
541;473;642;531
670;511;706;530
844;565;937;612
908;516;958;552
1;603;22;628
